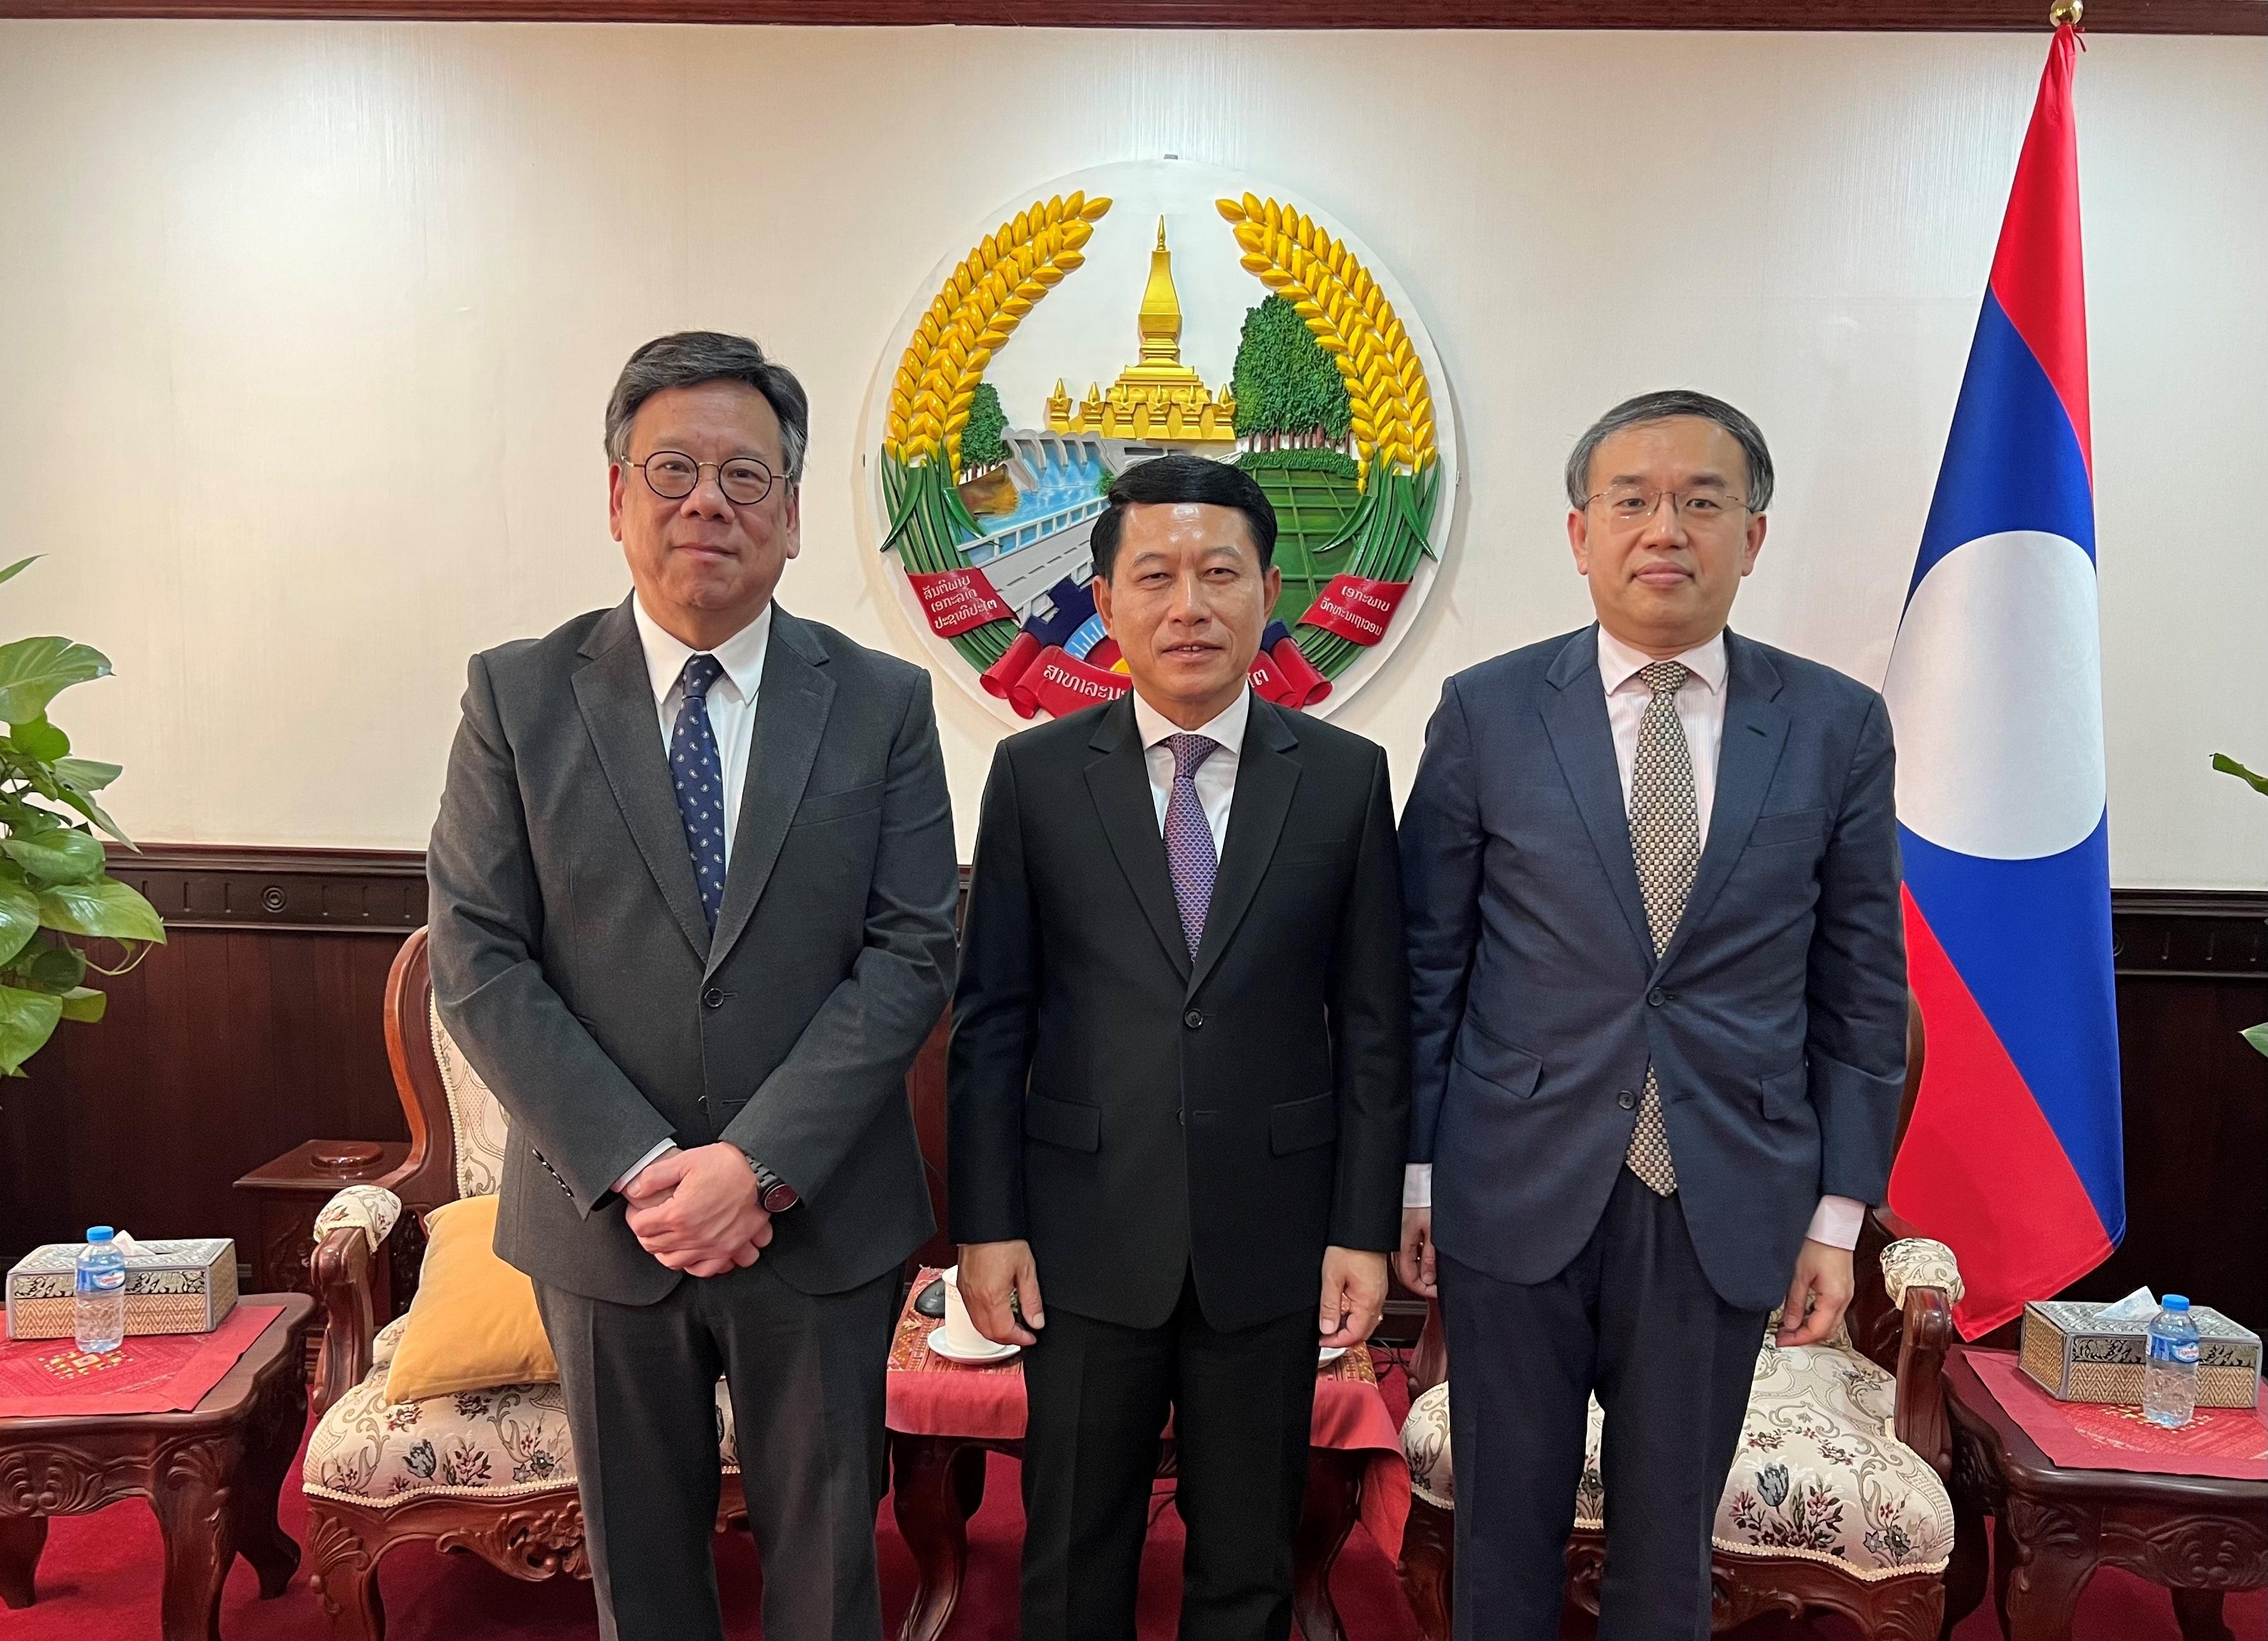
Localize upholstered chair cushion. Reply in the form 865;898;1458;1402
383;1195;558;1404
313;1185;402;1251
1880;1238;1965;1307
1397;1338;1955;1577
430;996;510;1198
305;1370;737;1505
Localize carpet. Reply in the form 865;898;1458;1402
4;1391;2260;1639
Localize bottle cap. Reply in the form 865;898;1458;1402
85;1226;115;1242
2163;1295;2190;1311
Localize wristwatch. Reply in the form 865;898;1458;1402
748;1157;800;1213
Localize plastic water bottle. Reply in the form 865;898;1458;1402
74;1226;126;1355
2142;1294;2201;1430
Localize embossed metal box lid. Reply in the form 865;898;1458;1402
2020;1299;2262;1408
5;1237;240;1340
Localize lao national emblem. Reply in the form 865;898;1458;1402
862;161;1455;723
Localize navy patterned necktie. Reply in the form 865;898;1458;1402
670;653;728;930
1164;732;1220;958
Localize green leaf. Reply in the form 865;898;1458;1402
0;984;64;1075
3;828;105;884
15;942;88;993
35;877;165;945
2245;1022;2268;1061
0;637;111;725
8;716;68;761
57;986;105;1024
2212;753;2268;798
0;878;38;968
0;557;38;590
51;758;121;795
54;785;128;846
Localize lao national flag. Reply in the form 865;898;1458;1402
1882;25;2122;1338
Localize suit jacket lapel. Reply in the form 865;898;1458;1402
1084;696;1193;983
572;599;711;962
1187;698;1301;998
1541;628;1656;965
706;607;834;979
1655;630;1790;976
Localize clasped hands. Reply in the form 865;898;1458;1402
1395;1208;1856;1347
956;1240;1389;1351
621;1143;773;1278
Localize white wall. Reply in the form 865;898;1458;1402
0;21;2261;885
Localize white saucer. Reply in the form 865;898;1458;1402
1318;1346;1348;1366
928;1326;1021;1365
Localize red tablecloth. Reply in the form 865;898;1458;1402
1970;1348;2268;1481
0;1304;283;1418
884;1271;1412;1558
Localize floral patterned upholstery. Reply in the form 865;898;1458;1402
430;996;510;1199
305;1356;739;1505
1879;1237;1965;1307
1400;1335;1954;1577
313;1185;402;1251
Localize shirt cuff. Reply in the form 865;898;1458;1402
1806;1194;1866;1251
612;1139;679;1196
1403;1163;1433;1208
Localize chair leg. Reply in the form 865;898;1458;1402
1396;1497;1454;1641
306;1506;387;1641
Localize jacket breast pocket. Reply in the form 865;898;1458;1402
1269;1092;1338;1154
1025;1092;1101;1153
791;780;884;828
1749;807;1827;849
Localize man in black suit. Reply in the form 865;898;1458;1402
427;332;959;1641
949;454;1409;1641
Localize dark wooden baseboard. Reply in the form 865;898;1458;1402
3;846;2262;1334
1;1;2260;32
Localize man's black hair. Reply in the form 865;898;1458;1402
1088;453;1277;580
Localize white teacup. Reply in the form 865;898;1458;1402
937;1265;997;1357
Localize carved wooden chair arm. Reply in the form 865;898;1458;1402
307;1184;404;1417
1878;1235;1964;1480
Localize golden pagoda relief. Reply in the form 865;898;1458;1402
1045;219;1236;444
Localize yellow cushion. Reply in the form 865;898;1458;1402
383;1194;558;1404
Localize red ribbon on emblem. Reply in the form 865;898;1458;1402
1263;638;1331;707
906;567;1013;639
1299;576;1410;647
1007;646;1132;720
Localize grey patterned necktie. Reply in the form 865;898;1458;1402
1626;660;1698;1195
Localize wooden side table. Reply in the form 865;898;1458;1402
235;1141;406;1372
0;1292;315;1641
1943;1346;2268;1640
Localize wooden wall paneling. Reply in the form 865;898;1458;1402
0;1;2260;31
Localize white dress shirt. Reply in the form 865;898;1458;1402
1405;626;1866;1252
612;595;775;1195
1131;686;1249;853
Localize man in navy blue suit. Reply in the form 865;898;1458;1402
1395;391;1907;1640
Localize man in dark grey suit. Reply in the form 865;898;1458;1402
1396;391;1906;1640
426;332;959;1641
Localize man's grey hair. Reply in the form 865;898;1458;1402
1563;388;1775;513
603;330;810;484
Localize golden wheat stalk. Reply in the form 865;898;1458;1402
1213;194;1435;472
884;192;1113;474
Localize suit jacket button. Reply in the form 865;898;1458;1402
703;987;725;1010
1183;1009;1204;1029
1647;987;1667;1007
1618;1090;1636;1110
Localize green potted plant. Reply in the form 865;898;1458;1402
2211;750;2268;1060
0;557;164;1075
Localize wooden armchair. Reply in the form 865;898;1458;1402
297;928;751;1640
1394;1002;1963;1641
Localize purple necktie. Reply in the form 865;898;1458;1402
1164;732;1220;959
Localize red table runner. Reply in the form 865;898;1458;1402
0;1304;283;1418
1969;1348;2268;1482
884;1271;1411;1557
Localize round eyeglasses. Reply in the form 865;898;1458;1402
629;450;779;507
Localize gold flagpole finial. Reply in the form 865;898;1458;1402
2049;0;2082;26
